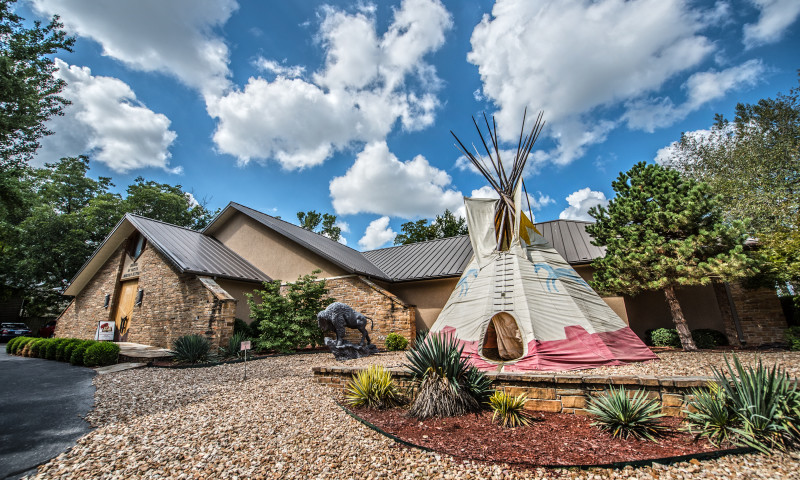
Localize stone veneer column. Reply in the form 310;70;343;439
727;282;787;345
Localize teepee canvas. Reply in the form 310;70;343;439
430;112;656;372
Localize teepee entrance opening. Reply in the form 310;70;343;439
482;312;524;361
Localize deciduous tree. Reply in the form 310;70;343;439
394;209;467;245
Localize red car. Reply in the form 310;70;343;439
38;320;57;338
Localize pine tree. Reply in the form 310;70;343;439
586;162;754;351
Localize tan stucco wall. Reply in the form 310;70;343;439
623;285;725;339
215;278;261;321
382;277;459;331
212;212;347;281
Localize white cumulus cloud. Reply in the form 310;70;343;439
468;0;731;166
35;59;178;173
559;188;608;222
330;141;463;218
210;0;452;169
743;0;800;48
31;0;237;99
358;216;396;250
624;60;764;132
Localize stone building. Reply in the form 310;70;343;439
56;202;787;349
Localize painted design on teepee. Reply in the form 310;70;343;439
533;263;592;292
457;268;479;297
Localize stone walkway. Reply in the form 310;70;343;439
116;342;172;362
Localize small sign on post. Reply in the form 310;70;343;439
241;341;251;380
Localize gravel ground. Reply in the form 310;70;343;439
25;351;800;479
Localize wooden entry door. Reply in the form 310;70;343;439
114;280;138;341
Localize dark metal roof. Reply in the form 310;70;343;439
218;203;390;280
361;219;604;282
535;219;606;264
363;235;473;282
127;214;270;283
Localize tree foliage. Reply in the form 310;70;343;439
665;76;800;288
297;210;341;241
587;162;755;350
1;0;74;168
1;156;218;315
394;209;467;245
246;271;333;353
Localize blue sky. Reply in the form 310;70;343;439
19;0;800;250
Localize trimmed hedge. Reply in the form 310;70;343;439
384;332;409;351
15;337;34;355
6;336;22;354
648;328;728;349
83;342;120;367
69;341;95;366
28;338;47;357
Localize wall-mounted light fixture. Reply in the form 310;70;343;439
135;289;144;306
103;294;110;309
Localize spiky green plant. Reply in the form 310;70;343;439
345;365;403;409
222;331;250;359
586;386;667;441
404;332;489;419
711;354;800;453
685;382;738;446
489;390;532;428
172;334;211;364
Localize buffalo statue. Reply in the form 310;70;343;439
317;302;374;346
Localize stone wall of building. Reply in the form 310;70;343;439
56;248;125;340
727;282;787;345
324;276;416;346
56;240;236;350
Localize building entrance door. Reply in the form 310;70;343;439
114;280;138;342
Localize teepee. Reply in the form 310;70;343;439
430;111;656;372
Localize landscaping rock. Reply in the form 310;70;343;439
324;337;379;360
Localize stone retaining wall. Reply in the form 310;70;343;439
313;366;714;417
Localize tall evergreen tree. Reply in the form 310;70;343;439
586;162;754;351
296;210;341;241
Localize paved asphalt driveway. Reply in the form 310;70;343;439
0;345;95;480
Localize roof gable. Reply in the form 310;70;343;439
64;214;269;296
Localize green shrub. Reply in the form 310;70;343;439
692;329;728;349
586;386;666;441
404;332;491;419
62;340;82;362
14;337;34;355
221;331;250;359
489;390;532;428
44;339;60;360
70;341;95;366
346;365;403;409
172;334;211;363
685;382;738;446
710;354;800;453
650;328;681;347
233;318;255;338
384;332;409;351
785;326;800;351
29;339;47;357
56;339;80;362
6;337;21;354
83;342;120;367
247;271;332;353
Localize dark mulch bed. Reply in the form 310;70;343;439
351;407;732;467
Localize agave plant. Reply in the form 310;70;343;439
345;365;403;409
404;332;490;419
172;334;211;364
711;354;800;453
489;390;532;428
222;331;251;359
685;382;738;446
586;386;666;441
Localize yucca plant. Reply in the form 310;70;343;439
345;365;403;409
489;390;532;428
711;354;800;453
172;334;212;364
404;332;490;419
221;331;250;359
586;386;666;441
685;382;738;446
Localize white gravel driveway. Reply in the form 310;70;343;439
25;351;800;479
